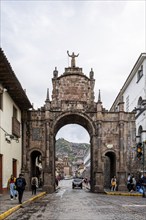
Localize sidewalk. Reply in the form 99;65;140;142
104;189;142;196
0;189;46;220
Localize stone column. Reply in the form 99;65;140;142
21;120;27;172
21;112;30;189
118;119;127;191
92;122;104;193
119;121;124;169
43;121;55;193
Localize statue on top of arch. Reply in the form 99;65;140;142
67;51;79;68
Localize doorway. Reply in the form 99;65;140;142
104;151;116;189
30;151;42;187
0;154;2;193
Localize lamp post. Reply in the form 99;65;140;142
143;141;146;175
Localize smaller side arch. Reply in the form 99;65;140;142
26;149;44;189
103;151;117;190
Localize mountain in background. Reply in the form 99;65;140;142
56;138;90;164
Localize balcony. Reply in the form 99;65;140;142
12;117;20;138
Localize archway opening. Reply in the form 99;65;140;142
53;113;94;191
30;151;42;188
55;124;90;188
104;151;116;189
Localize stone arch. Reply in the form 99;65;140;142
49;112;96;192
103;151;117;189
53;112;96;137
22;56;136;193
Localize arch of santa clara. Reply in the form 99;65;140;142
21;52;136;193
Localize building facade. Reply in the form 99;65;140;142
0;48;32;193
1;49;140;193
111;53;146;173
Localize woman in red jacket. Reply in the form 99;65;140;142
7;174;17;200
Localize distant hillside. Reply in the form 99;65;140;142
56;138;90;164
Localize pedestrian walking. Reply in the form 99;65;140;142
141;172;146;198
83;178;88;189
127;173;132;192
111;176;117;191
7;174;17;200
15;173;26;204
130;175;136;192
55;176;59;187
31;176;38;195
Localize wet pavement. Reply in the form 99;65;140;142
0;189;46;219
0;180;145;220
5;187;146;220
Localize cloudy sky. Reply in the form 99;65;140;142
1;0;146;143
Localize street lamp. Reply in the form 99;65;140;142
0;126;19;143
136;143;143;160
142;141;146;175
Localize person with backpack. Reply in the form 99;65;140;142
15;173;26;204
31;176;38;195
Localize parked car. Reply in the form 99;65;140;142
72;178;83;189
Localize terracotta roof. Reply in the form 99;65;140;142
0;48;32;110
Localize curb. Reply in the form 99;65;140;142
55;186;61;193
0;192;47;220
105;191;142;196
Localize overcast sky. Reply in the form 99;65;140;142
1;0;146;143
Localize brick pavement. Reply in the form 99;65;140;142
0;189;46;220
0;188;143;220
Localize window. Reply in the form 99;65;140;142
137;65;143;82
126;95;129;112
137;97;143;109
114;106;119;112
13;106;17;118
12;106;20;137
138;126;143;143
0;92;3;110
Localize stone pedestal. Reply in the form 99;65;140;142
92;171;104;193
93;185;104;193
117;170;127;191
118;184;127;191
43;172;55;193
43;185;54;193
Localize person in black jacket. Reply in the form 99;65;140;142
15;173;26;204
141;172;146;198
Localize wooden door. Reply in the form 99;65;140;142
0;154;2;193
13;159;17;178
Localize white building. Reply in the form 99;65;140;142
83;148;90;179
111;53;146;171
0;48;32;193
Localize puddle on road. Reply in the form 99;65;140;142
56;189;66;198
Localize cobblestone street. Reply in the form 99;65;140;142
5;180;146;220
